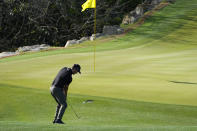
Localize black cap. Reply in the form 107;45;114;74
72;64;81;74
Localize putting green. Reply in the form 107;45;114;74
0;0;197;130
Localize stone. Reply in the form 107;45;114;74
122;15;130;25
0;52;18;58
135;5;144;16
122;15;136;25
90;35;96;41
103;26;124;35
76;40;82;44
122;4;144;25
129;10;136;16
16;44;50;52
65;36;91;47
90;33;103;41
80;37;89;41
64;39;78;48
95;33;103;38
117;28;124;34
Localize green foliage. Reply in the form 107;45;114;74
109;17;122;25
0;0;144;52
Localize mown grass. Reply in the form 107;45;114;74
0;0;197;130
1;84;197;131
1;0;197;63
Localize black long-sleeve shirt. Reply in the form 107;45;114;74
52;67;72;89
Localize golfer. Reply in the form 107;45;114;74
50;64;81;124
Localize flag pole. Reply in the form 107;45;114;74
93;1;96;72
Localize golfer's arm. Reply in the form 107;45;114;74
64;85;68;97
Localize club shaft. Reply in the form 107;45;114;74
68;102;80;119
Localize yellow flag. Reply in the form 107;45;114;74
82;0;96;12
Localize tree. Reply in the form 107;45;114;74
0;0;145;52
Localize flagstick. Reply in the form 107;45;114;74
93;4;96;72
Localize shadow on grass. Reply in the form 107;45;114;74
169;81;197;85
0;83;42;91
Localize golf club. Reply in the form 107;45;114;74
68;101;80;119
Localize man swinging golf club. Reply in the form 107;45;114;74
50;64;81;124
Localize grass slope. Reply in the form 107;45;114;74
1;84;197;131
0;0;197;130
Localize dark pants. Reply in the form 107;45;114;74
50;86;67;120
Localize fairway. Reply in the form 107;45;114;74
1;0;197;130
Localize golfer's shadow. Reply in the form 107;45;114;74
169;81;197;85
